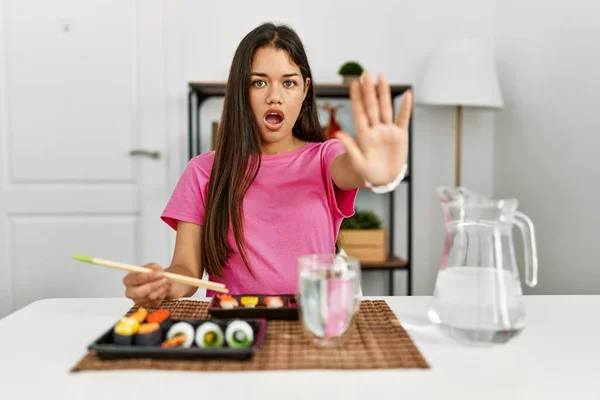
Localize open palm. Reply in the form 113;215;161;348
335;72;412;187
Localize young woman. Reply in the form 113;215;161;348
123;22;412;307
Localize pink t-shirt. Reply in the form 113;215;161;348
160;139;358;296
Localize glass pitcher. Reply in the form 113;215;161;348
428;186;539;344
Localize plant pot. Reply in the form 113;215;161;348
342;75;360;84
338;229;388;263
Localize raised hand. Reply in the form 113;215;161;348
335;71;412;187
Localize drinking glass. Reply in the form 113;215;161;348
297;253;361;347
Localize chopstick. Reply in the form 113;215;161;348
72;254;228;293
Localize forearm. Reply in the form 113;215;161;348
330;153;366;191
164;264;201;298
331;152;408;192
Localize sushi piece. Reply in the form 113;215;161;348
129;307;148;323
195;322;225;348
134;322;163;346
113;316;140;345
217;294;239;309
225;320;254;349
146;309;170;324
161;321;195;348
240;296;259;308
147;309;172;333
263;296;284;308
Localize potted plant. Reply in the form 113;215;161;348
338;61;364;84
339;210;388;263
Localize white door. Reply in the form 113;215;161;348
0;0;170;318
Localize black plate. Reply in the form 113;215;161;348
208;294;299;320
88;318;267;361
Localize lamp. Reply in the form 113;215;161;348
416;38;503;186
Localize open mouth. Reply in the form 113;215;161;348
263;109;285;129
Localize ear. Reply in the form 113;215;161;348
303;77;311;100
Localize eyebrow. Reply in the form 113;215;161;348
251;72;300;78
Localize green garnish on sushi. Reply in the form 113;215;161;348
225;320;254;348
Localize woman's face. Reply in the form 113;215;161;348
249;46;310;150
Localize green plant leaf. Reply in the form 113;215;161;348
341;209;382;229
338;61;364;76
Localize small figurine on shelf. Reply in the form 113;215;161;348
320;102;344;140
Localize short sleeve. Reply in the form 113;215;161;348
160;157;209;230
321;139;358;218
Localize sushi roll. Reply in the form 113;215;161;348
113;316;140;345
134;322;163;346
263;296;284;308
217;294;239;309
225;320;254;349
195;322;225;348
240;296;258;308
161;321;195;348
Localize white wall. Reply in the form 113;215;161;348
164;0;497;296
494;0;600;294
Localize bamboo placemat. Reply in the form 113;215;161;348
71;299;429;372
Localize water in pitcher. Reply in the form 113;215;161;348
430;186;539;344
298;255;360;347
429;266;527;344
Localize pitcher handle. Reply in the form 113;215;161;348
514;211;538;287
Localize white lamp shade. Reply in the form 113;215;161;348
416;38;504;109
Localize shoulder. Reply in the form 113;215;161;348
184;151;215;179
171;151;215;190
299;139;345;159
313;139;346;164
309;138;344;150
189;151;215;168
287;140;345;170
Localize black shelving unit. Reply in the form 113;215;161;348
187;82;413;295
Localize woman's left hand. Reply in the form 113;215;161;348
335;71;412;187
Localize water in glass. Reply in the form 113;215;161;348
298;254;361;347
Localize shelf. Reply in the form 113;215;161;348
360;256;407;269
187;80;413;295
188;82;412;100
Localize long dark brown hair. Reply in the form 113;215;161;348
201;22;326;278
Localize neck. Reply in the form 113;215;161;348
260;135;305;155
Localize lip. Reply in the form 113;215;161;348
264;108;285;120
263;108;285;130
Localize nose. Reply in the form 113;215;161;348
266;84;283;104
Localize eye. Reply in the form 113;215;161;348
252;80;266;88
283;80;296;88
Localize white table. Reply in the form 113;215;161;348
0;295;597;399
